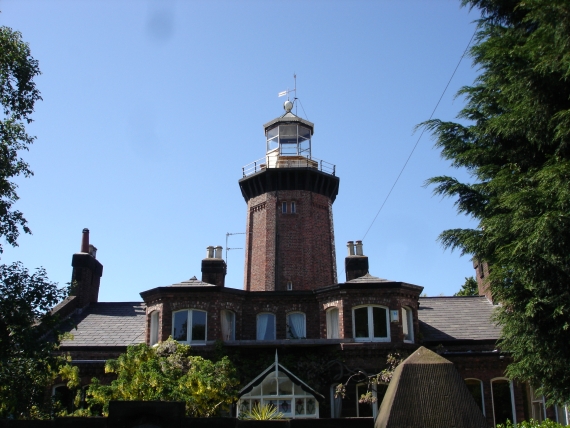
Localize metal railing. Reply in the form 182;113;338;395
242;156;336;177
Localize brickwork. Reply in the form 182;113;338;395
473;259;492;303
244;191;337;292
70;253;103;308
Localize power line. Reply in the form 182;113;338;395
361;28;477;241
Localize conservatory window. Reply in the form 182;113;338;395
150;311;159;345
286;312;306;339
257;313;276;340
221;310;235;341
326;307;339;339
402;306;414;343
353;305;390;342
237;370;319;419
172;309;207;344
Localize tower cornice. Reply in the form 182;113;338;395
238;167;339;203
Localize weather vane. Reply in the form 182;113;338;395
278;73;297;102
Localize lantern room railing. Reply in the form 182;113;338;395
242;156;336;178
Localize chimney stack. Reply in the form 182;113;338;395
71;228;103;308
345;240;369;281
201;245;227;287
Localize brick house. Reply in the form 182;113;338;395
52;102;568;426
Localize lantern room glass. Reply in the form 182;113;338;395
266;124;312;158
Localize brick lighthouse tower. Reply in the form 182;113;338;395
239;100;339;292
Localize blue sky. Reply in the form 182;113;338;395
1;0;481;301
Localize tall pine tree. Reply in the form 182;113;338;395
422;0;570;404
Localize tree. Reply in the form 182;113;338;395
0;26;41;253
422;0;570;404
0;26;71;419
0;262;68;418
85;338;240;417
455;276;478;296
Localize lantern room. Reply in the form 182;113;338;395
262;100;315;169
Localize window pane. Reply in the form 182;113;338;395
221;310;234;341
372;307;387;338
492;380;513;426
173;311;188;341
327;308;339;339
357;384;373;417
299;126;311;140
150;311;159;345
191;310;206;342
354;308;369;338
257;313;275;340
465;379;484;413
287;313;305;339
267;127;278;139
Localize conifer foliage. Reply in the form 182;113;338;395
422;0;570;404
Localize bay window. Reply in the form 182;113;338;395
172;309;207;344
353;305;390;342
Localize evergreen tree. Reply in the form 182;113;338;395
422;0;570;404
455;276;478;296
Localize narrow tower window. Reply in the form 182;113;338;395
291;201;296;213
282;202;287;213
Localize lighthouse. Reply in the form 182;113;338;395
240;100;339;291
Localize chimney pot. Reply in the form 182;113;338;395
355;240;364;256
215;245;223;259
347;241;355;256
89;244;97;259
207;246;214;259
81;228;90;253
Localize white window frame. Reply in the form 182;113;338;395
490;377;516;427
326;307;340;339
402;306;414;343
465;378;486;416
172;309;207;344
221;309;235;341
286;312;306;339
256;312;276;341
352;305;390;342
150;311;159;345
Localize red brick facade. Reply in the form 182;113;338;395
244;191;337;292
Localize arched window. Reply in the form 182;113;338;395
172;309;207;344
221;310;235;341
150;311;159;346
326;307;339;339
402;306;414;343
465;378;485;415
257;313;276;340
491;378;515;427
286;312;306;339
352;305;390;342
52;384;74;414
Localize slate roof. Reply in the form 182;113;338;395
169;276;216;287
59;302;146;347
418;296;501;342
346;273;390;283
